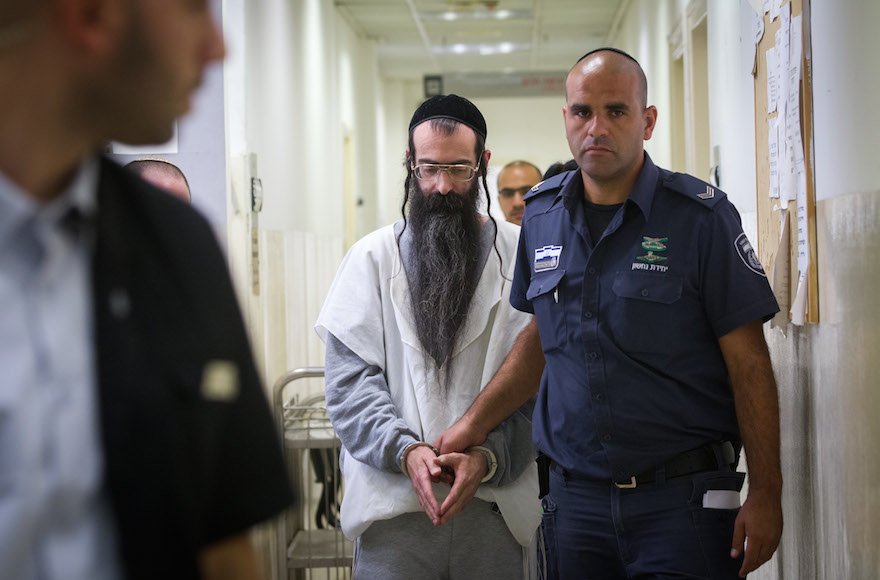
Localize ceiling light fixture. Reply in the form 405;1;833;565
434;42;531;56
420;9;531;22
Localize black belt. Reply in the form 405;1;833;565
615;441;736;489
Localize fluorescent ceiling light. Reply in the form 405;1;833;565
434;42;531;56
420;9;531;22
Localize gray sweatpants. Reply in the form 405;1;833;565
353;499;527;580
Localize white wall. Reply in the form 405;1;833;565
607;0;677;170
812;0;880;202
801;2;880;579
223;0;379;393
231;0;344;236
376;78;422;227
608;0;757;213
239;0;299;231
470;95;572;174
707;0;759;213
337;13;383;240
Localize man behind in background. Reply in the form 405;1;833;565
126;157;192;203
497;160;542;226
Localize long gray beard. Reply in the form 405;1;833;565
407;179;482;379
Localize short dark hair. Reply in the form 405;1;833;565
567;47;648;107
498;160;542;186
542;159;579;180
125;157;191;199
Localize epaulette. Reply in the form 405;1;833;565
523;170;573;202
660;170;727;207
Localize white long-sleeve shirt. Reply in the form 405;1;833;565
315;218;541;546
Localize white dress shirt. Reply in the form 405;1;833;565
0;159;121;580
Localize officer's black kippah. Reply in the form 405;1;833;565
576;47;640;66
409;94;487;140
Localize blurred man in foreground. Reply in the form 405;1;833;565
0;2;291;579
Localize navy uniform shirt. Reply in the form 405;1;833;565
510;153;779;482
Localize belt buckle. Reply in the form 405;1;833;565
615;476;637;489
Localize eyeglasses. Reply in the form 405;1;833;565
498;186;533;199
411;163;480;182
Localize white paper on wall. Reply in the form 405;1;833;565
768;118;780;199
766;47;778;113
774;5;791;201
796;165;809;274
777;4;790;111
771;0;782;21
749;7;765;76
782;13;804;208
787;14;804;166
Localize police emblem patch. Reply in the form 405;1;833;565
636;251;667;264
636;236;668;264
534;245;562;272
734;233;766;276
641;236;668;251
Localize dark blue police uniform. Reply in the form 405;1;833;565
511;153;779;579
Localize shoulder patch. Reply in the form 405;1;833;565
523;170;572;202
661;171;727;207
734;233;766;276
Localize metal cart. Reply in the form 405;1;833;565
273;367;352;580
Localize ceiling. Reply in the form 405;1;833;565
335;0;625;81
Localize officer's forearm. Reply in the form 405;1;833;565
461;319;544;440
719;320;782;493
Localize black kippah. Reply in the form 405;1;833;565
576;47;640;66
409;94;487;140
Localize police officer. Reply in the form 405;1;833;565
436;48;783;579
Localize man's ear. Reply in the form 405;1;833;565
482;149;491;166
643;105;658;141
55;0;126;57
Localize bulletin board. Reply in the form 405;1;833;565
753;0;819;324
